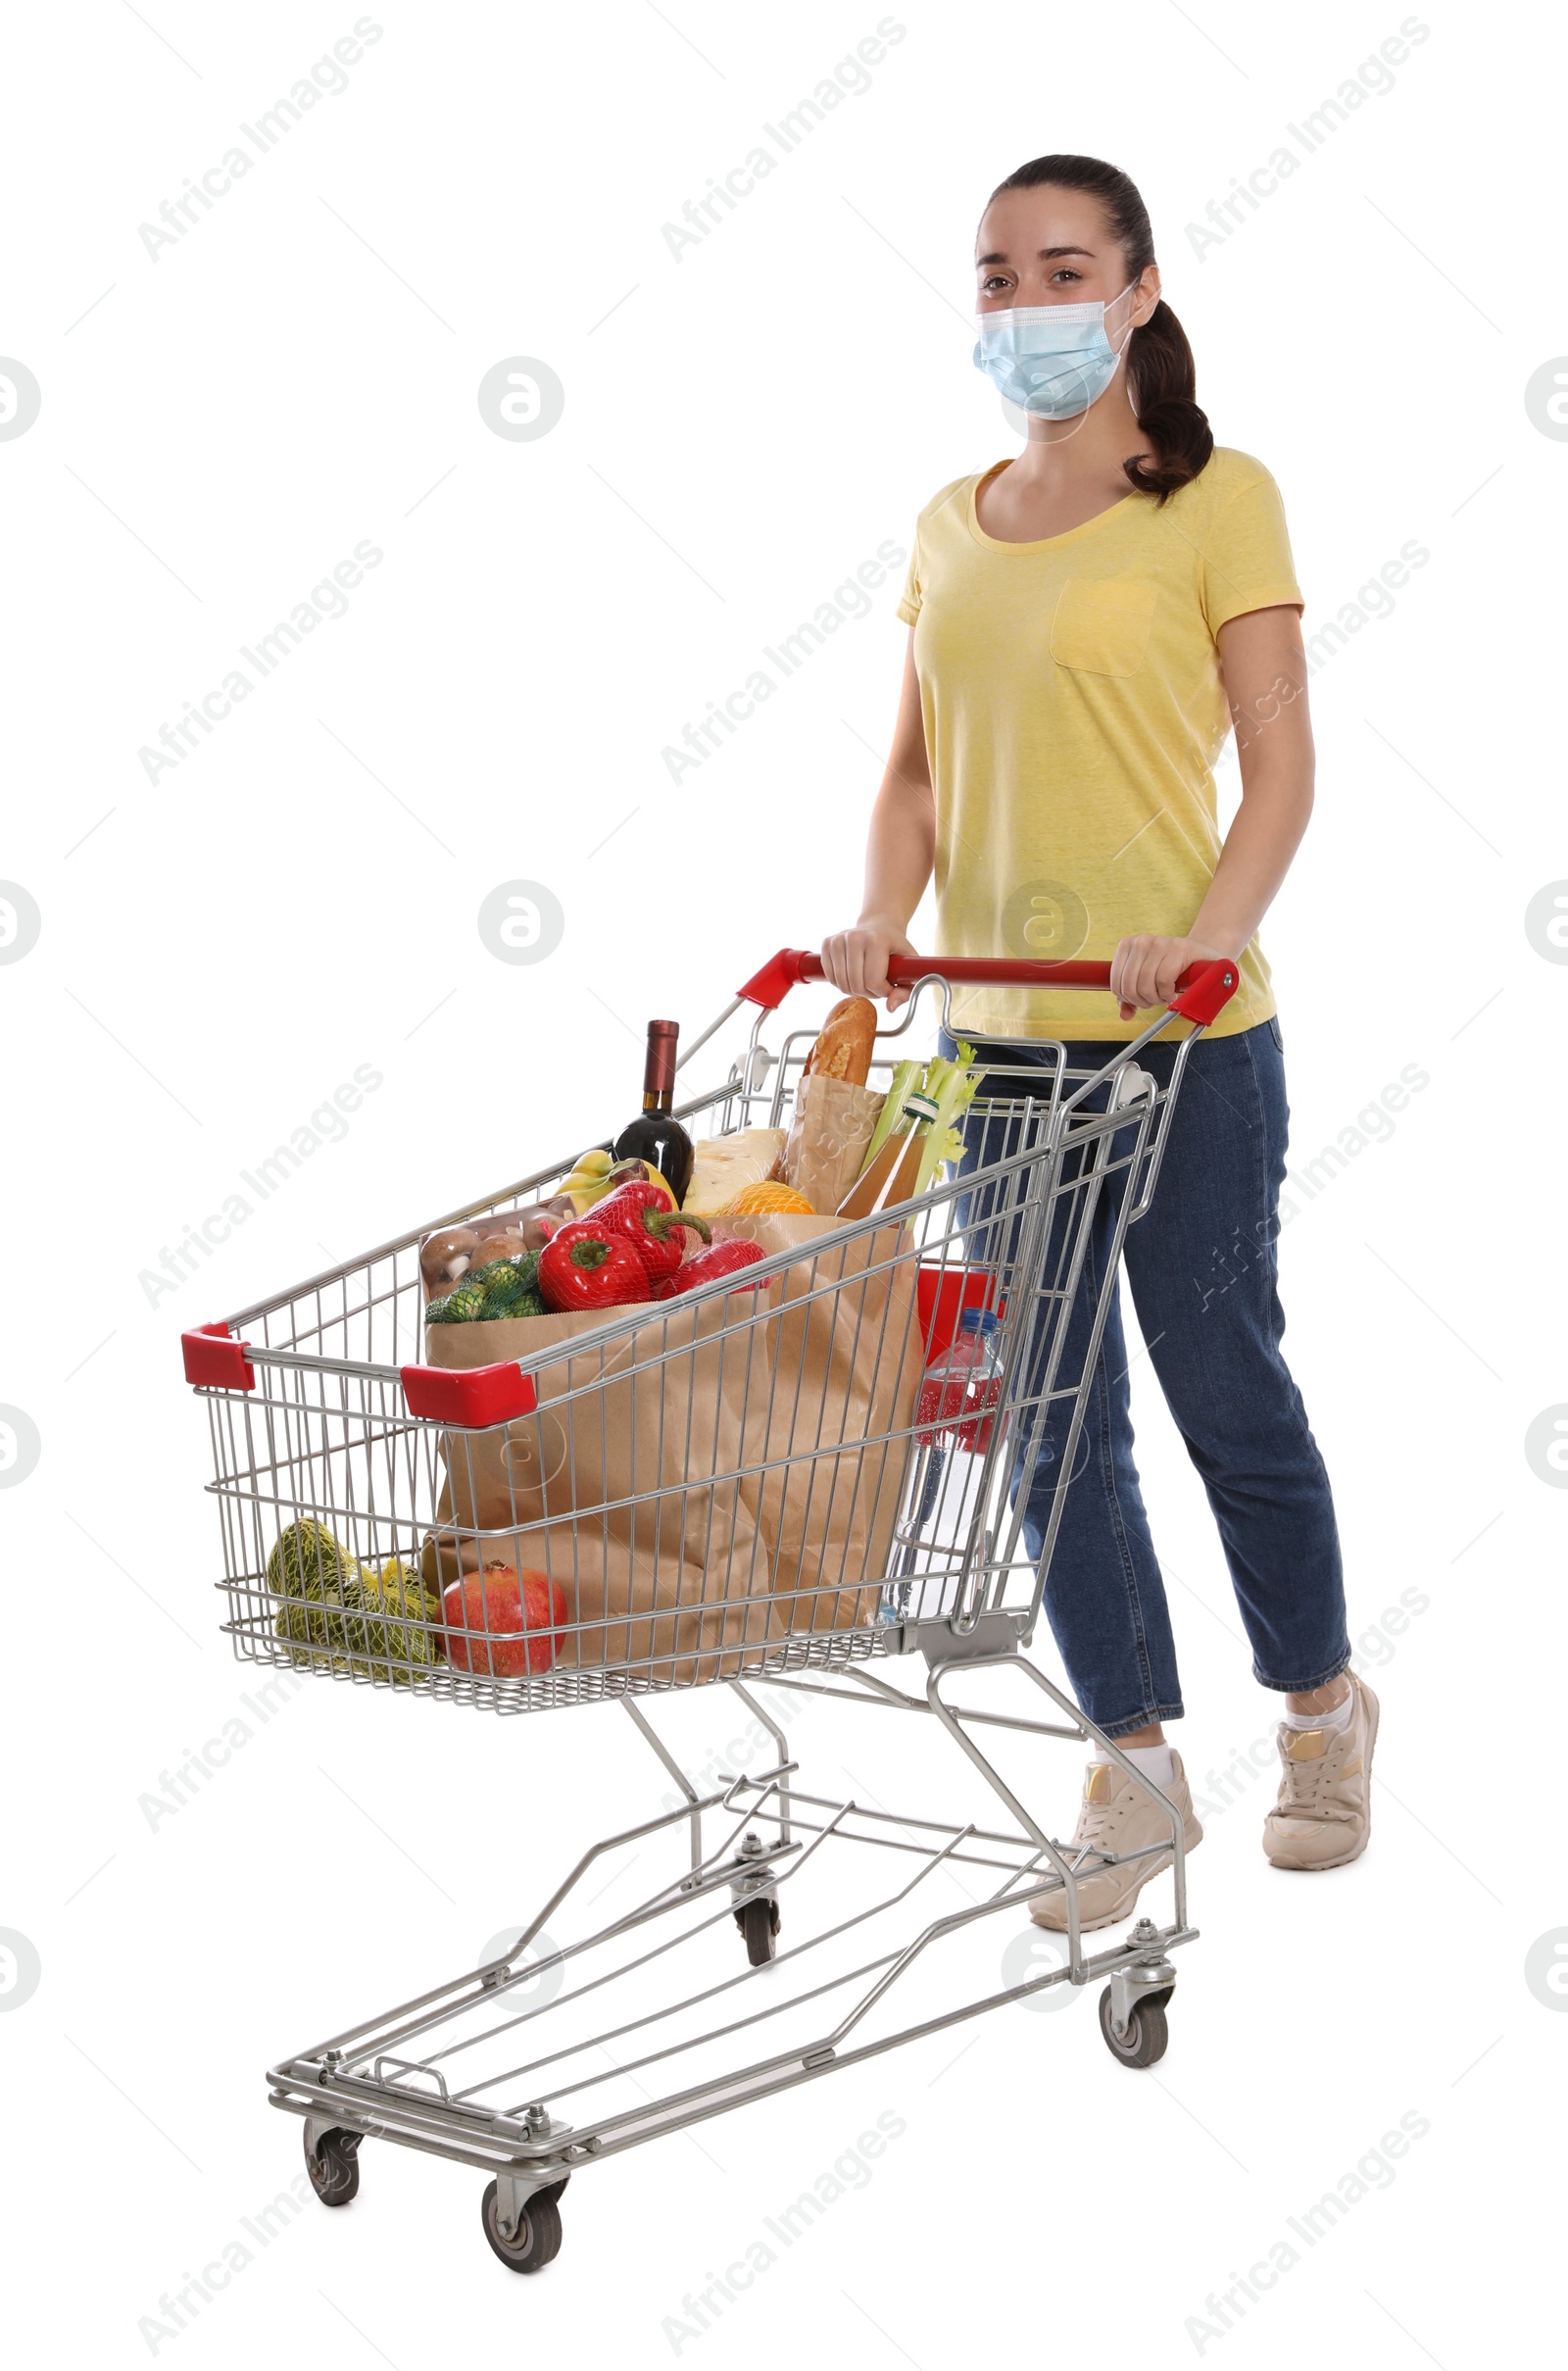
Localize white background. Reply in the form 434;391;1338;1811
1;1;1562;2362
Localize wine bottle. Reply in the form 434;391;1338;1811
612;1018;695;1204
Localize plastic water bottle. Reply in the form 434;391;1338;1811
916;1307;1004;1456
889;1309;1005;1621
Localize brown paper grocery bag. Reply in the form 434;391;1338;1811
422;1213;922;1679
781;1075;886;1215
709;1214;922;1633
421;1513;775;1688
423;1284;781;1682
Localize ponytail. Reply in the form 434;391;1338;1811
1122;299;1213;499
990;154;1213;503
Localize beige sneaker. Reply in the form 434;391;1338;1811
1029;1750;1202;1933
1262;1671;1379;1871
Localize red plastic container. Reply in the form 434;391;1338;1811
916;1266;1004;1364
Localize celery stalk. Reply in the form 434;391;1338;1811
913;1040;980;1196
857;1058;921;1175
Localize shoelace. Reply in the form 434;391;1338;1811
1065;1794;1125;1864
1277;1737;1352;1822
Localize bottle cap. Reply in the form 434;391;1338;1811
644;1018;680;1096
958;1307;1000;1334
901;1093;941;1122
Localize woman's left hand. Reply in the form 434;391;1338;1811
1109;933;1231;1021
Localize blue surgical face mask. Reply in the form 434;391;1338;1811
972;290;1135;420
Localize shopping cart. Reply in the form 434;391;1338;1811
180;947;1237;2272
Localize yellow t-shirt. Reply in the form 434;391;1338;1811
897;446;1303;1041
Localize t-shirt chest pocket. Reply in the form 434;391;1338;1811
1049;577;1158;677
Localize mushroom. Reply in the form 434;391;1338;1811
419;1226;481;1288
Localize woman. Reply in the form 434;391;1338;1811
821;153;1374;1929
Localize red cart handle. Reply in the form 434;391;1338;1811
737;948;1239;1028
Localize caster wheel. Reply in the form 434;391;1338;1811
1098;1984;1171;2069
304;2127;361;2206
735;1897;780;1965
481;2179;563;2274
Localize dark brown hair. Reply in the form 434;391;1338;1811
990;153;1212;501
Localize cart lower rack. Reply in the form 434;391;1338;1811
183;947;1237;2272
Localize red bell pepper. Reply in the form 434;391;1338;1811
593;1186;710;1287
654;1237;766;1300
538;1220;653;1312
598;1177;676;1219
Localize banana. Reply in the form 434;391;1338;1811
561;1147;616;1214
560;1151;680;1215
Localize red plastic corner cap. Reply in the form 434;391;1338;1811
182;1321;256;1391
1167;958;1240;1027
400;1362;538;1426
736;947;813;1011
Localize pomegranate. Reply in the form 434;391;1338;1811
442;1560;567;1677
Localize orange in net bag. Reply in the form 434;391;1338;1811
718;1180;816;1217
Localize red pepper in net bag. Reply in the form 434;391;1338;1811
653;1237;766;1301
537;1220;653;1312
597;1177;676;1219
593;1184;710;1286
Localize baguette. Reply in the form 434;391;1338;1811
802;996;877;1088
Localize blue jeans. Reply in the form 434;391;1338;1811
944;1018;1348;1737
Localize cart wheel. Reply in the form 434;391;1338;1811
481;2179;563;2274
735;1897;780;1965
304;2127;361;2206
1098;1984;1171;2069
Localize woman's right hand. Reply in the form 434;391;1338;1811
820;919;919;1011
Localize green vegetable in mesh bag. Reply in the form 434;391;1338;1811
480;1281;546;1321
476;1270;529;1315
427;1255;546;1323
475;1252;540;1297
474;1253;543;1320
267;1517;362;1602
273;1598;353;1673
427;1254;545;1325
266;1519;363;1671
341;1557;444;1684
